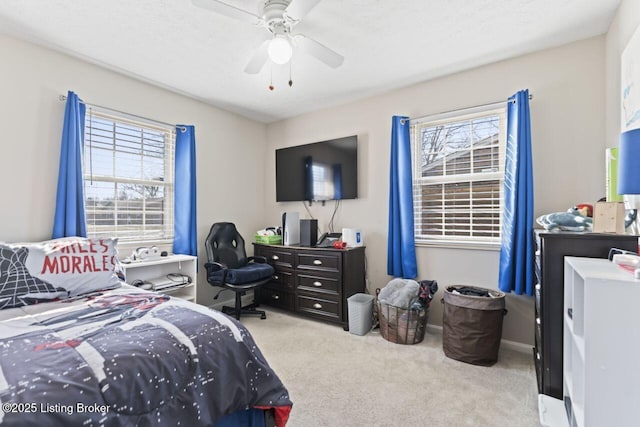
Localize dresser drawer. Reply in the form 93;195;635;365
297;252;340;272
257;247;294;268
296;293;340;321
252;243;366;327
257;286;294;310
271;268;294;290
297;272;339;295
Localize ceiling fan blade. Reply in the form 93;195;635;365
285;0;322;20
296;35;344;68
244;39;271;74
192;0;262;24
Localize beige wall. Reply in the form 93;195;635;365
265;36;607;345
0;35;267;305
605;0;640;147
0;31;612;346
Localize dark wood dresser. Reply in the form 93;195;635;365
534;230;637;399
253;243;366;328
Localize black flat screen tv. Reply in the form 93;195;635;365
276;135;358;202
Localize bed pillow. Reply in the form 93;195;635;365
0;237;122;309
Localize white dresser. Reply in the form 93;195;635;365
562;257;640;427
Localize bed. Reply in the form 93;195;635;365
0;237;292;426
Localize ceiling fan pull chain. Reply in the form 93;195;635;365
289;60;293;87
269;63;275;91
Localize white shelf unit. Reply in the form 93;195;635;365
563;257;640;427
121;254;198;302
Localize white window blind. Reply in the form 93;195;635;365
83;109;175;244
412;106;507;245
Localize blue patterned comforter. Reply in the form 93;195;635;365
0;287;291;426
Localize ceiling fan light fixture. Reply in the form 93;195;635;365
268;36;293;65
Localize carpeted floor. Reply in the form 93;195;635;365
242;308;540;427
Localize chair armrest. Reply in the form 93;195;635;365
204;261;226;273
248;256;268;264
205;261;228;285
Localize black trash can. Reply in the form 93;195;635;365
442;285;506;366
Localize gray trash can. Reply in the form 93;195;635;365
347;293;375;335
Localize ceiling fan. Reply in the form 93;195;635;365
192;0;344;75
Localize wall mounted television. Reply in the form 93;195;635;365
276;135;358;202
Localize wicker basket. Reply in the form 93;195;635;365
377;300;428;345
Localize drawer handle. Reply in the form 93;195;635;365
536;352;540;360
272;294;280;300
273;275;279;280
272;255;279;261
536;318;541;325
313;303;323;309
313;259;322;265
312;281;323;287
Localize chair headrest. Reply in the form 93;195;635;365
205;222;247;269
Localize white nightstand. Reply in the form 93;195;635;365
121;254;197;302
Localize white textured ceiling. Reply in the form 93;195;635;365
0;0;621;123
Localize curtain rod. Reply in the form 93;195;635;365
59;95;187;132
401;93;533;125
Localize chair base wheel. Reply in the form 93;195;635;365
221;305;267;321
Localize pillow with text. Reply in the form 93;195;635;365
0;237;122;309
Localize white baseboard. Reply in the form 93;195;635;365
426;324;532;354
210;298;534;355
500;338;534;354
426;323;443;335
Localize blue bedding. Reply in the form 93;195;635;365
0;287;291;426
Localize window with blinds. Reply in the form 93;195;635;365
83;109;175;244
412;105;506;245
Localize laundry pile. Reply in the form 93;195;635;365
376;278;438;345
378;278;438;310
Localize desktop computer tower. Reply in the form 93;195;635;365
300;219;318;247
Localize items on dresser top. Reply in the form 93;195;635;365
255;226;283;245
316;232;342;247
282;211;300;246
536;207;593;232
342;228;363;247
300;219;318;247
253;243;365;329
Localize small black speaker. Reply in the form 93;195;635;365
300;219;318;247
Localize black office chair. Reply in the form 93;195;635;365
204;222;274;320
